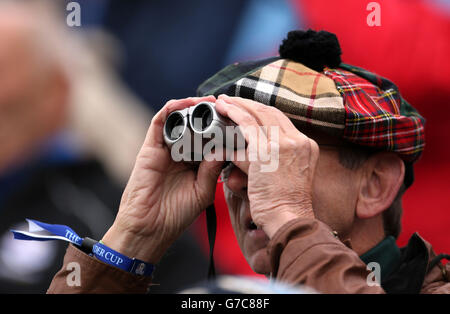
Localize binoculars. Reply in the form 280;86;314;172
163;101;245;162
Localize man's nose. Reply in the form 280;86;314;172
224;165;248;197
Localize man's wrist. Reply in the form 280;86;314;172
101;225;165;264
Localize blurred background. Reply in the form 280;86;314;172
0;0;448;293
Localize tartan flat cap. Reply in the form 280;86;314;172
197;30;425;169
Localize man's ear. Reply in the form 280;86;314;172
356;152;405;219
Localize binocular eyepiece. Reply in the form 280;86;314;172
163;101;245;162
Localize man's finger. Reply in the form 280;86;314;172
215;98;266;143
218;94;295;134
196;151;226;204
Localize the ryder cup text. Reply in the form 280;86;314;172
93;245;124;266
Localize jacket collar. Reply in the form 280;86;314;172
360;236;401;280
360;233;429;294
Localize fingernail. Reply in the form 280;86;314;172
218;94;231;101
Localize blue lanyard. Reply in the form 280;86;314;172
11;219;153;277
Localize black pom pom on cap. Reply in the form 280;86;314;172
279;29;342;72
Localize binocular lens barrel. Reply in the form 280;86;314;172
163;102;243;159
190;102;214;132
164;102;219;143
164;111;186;141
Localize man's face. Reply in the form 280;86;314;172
223;134;360;275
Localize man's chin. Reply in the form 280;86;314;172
246;248;271;275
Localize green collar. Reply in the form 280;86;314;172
360;236;402;280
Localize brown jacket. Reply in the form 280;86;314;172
47;218;450;294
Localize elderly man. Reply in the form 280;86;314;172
47;30;449;294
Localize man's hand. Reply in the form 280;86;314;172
102;96;225;263
215;95;319;238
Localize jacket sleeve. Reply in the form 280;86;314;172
421;260;450;294
47;244;153;294
267;218;385;294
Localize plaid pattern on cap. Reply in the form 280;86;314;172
232;59;346;136
323;65;425;162
197;58;425;163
